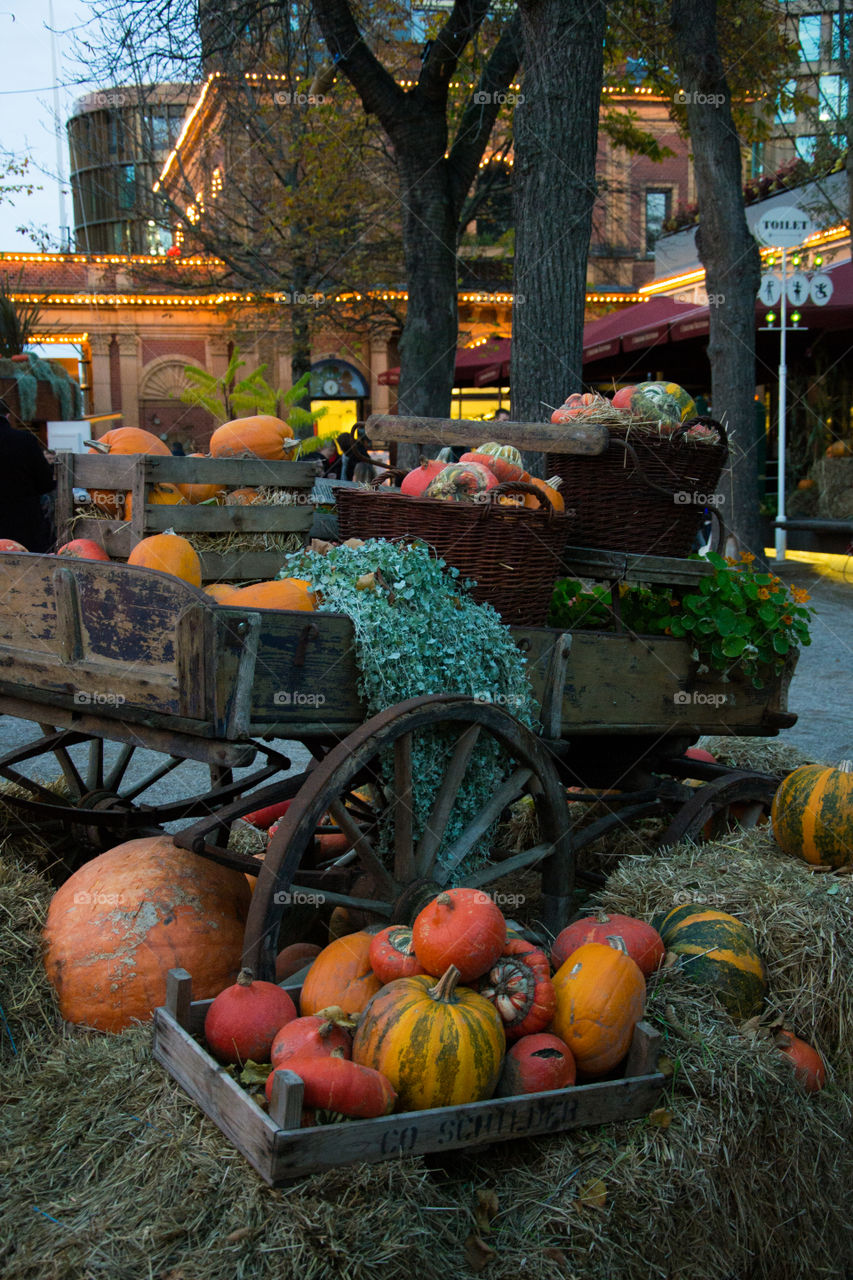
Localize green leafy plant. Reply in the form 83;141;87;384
0;273;41;357
180;345;325;437
549;552;814;690
668;551;813;689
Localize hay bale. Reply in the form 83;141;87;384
0;849;60;1062
698;734;818;774
815;456;853;519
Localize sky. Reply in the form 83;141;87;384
0;0;97;252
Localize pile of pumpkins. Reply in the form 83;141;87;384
551;382;717;440
85;417;300;520
198;886;825;1125
399;443;564;513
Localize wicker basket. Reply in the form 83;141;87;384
546;416;728;558
335;480;572;626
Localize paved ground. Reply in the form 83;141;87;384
0;555;849;826
770;558;853;762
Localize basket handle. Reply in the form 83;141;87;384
366;467;407;488
489;479;562;516
672;415;729;461
608;415;728;502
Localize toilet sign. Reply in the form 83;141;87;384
754;205;816;248
758;273;782;306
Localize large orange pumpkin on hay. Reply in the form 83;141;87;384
299;930;383;1016
42;835;251;1032
219;578;315;611
209;416;295;460
128;532;202;586
125;483;186;520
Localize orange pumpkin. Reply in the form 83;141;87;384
551;941;645;1077
204;583;234;603
56;539;110;561
797;477;815;491
177;454;225;504
524;476;565;513
125;483;186;520
128;532;202;586
825;440;851;458
550;393;598;423
219;579;315;611
42;835;250;1032
204;967;297;1065
87;427;170;457
210;416;295;460
225;488;260;506
412;887;507;983
274;942;323;982
300;930;383;1015
775;1031;826;1092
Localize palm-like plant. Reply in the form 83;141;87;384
180;346;325;439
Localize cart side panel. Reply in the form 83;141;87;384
210;608;365;736
517;628;794;736
0;554;216;719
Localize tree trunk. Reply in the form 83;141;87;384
394;119;460;469
510;0;605;473
670;0;764;559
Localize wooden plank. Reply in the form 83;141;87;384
267;1075;664;1179
66;519;131;558
54;451;75;546
538;631;571;738
165;968;193;1029
70;454;318;489
52;566;84;664
175;605;214;721
225;612;262;740
269;1071;305;1129
0;692;255;765
561;545;714;588
145;505;314;533
366;414;609;456
624;1021;661;1078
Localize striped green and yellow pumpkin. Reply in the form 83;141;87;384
655;905;767;1020
352;964;505;1111
771;760;853;869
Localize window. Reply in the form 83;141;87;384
645;188;671;253
794;135;817;161
798;15;822;62
819;73;848;121
831;14;849;60
750;142;765;177
118;164;136;210
776;79;797;124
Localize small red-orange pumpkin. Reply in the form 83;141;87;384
270;1010;353;1067
775;1031;826;1092
412;888;507;984
56;539;110;561
204;967;297;1064
478;938;556;1040
0;538;27;552
551;912;665;978
494;1032;576;1096
369;925;426;984
400;459;447;497
265;1050;396;1117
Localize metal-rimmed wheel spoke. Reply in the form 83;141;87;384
661;770;778;845
414;724;481;876
460;842;556;888
87;738;104;791
439;767;533;879
243;696;573;980
120;756;184;802
104;743;135;792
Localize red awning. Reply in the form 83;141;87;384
377;338;511;389
582;297;702;360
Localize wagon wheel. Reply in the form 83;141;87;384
659;770;778;845
0;726;291;872
242;695;573;981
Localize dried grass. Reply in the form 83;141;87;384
815;456;853;520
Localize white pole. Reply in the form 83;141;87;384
48;0;69;250
774;246;788;563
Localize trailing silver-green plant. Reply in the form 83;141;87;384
279;540;536;877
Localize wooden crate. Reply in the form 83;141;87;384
152;968;666;1185
54;452;319;582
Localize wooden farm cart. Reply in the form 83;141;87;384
0;551;796;978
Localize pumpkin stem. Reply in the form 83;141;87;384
236;968;255;987
594;910;612;924
330;1047;346;1059
435;892;451;906
429;964;461;1003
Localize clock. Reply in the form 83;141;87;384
322;377;339;396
